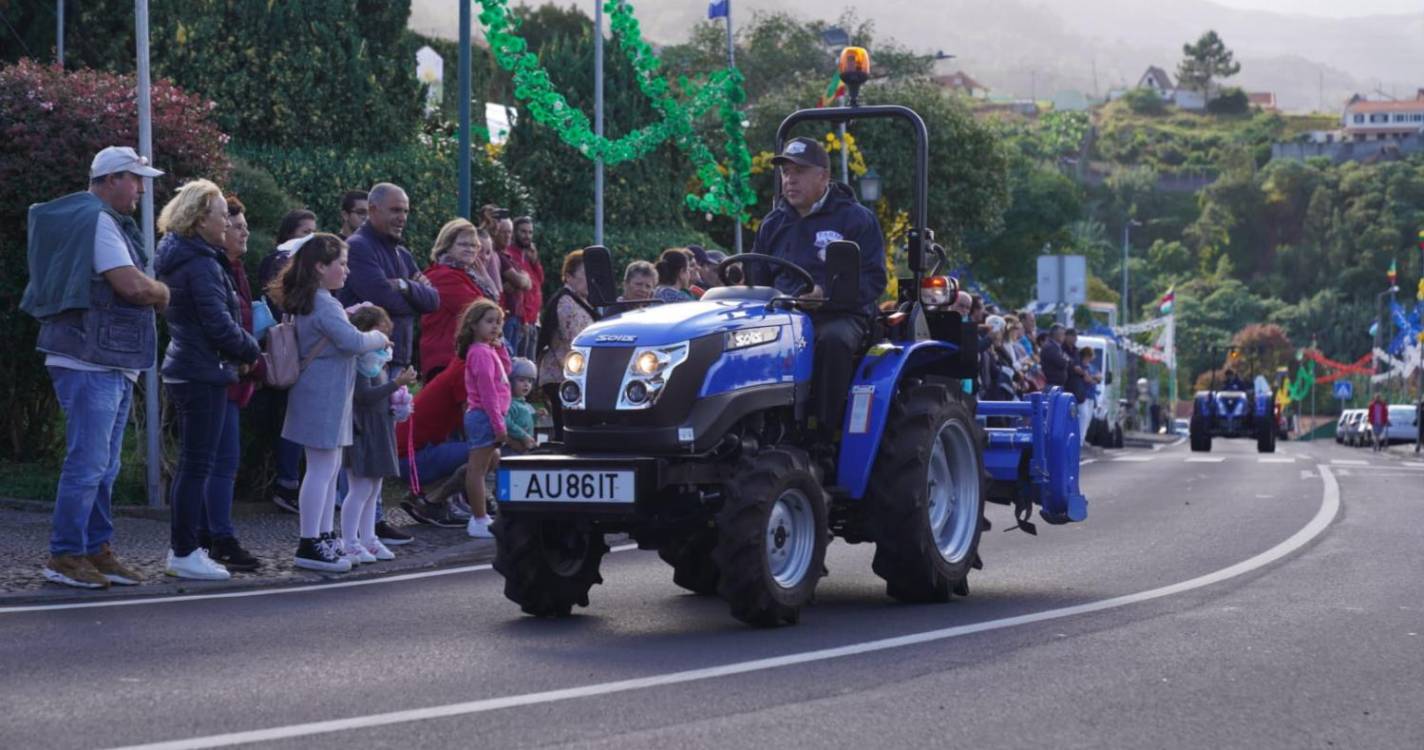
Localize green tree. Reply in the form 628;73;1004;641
966;156;1082;300
5;1;425;150
1176;30;1241;95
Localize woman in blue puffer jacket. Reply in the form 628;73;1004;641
154;179;260;582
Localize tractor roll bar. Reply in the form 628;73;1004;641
774;105;931;288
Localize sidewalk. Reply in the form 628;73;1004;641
0;500;494;606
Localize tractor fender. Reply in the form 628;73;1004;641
836;340;959;499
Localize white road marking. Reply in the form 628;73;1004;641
1185;457;1225;463
1331;459;1369;466
1402;462;1424;469
105;468;1343;750
1258;457;1295;464
1299;470;1316;480
1080;458;1098;466
0;545;641;615
1112;456;1155;463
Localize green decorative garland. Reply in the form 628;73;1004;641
476;0;755;220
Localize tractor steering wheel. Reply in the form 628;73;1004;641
716;253;818;297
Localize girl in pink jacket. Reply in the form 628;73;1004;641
457;299;511;538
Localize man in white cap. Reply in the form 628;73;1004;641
20;146;170;590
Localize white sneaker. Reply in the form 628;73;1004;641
344;540;377;564
364;539;395;561
166;549;231;581
467;515;495;539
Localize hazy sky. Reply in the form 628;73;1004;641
1213;0;1420;16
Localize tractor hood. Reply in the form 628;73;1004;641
575;298;788;348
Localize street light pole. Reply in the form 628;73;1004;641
593;0;604;245
1373;284;1400;397
724;0;742;256
135;0;161;508
1121;219;1141;326
56;1;64;68
457;0;471;219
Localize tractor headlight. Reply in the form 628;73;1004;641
617;343;690;410
564;350;586;377
632;351;663;376
561;346;591;411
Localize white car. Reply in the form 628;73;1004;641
1340;410;1367;447
1335;409;1359;444
1173;418;1190;435
1385;404;1421;444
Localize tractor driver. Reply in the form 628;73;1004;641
1222;368;1249;392
751;136;888;430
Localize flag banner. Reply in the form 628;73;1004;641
708;0;728;19
1110;314;1176;369
818;72;845;107
1157;285;1175;314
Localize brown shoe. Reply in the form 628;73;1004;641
42;554;110;590
87;544;144;586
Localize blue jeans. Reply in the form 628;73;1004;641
200;399;241;540
398;440;469;488
166;382;228;557
503;317;523;360
48;368;133;557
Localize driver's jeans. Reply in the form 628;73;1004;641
812;312;868;430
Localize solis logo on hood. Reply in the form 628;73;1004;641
595;334;637;343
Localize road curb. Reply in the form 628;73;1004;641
0;538;497;608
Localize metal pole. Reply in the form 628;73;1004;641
136;0;161;508
838;122;849;183
727;1;742;255
593;0;604;245
1121;222;1130;326
457;0;471;219
56;1;64;67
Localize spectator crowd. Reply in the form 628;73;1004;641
23;144;737;589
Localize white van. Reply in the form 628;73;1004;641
1074;335;1122;447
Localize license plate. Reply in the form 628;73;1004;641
500;469;635;504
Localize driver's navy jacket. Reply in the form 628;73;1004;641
751;181;888;316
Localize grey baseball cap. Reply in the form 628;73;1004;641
90;146;164;179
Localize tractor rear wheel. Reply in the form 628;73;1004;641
658;528;720;595
1190;415;1211;452
493;517;608;617
866;384;985;603
1257;415;1277;454
712;448;828;626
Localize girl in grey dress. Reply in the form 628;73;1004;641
341;306;417;563
267;234;389;573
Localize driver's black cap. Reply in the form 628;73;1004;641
771;137;831;170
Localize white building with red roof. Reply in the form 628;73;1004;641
1342;91;1424;141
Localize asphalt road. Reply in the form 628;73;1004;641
3;437;1421;750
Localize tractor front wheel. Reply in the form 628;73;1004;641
493;517;608;617
712;448;828;626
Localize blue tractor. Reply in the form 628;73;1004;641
1189;347;1277;454
492;52;1088;626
